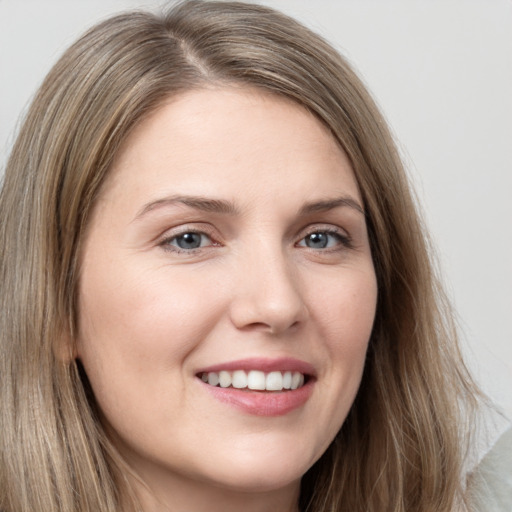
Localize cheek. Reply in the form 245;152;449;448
311;266;377;402
78;261;218;351
75;258;227;412
75;261;229;446
310;265;377;352
292;265;376;457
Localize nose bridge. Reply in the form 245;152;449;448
229;238;307;333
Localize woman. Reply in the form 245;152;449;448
0;1;481;511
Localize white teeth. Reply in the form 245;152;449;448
232;370;248;389
208;372;219;386
266;371;283;391
291;372;304;390
201;370;306;391
219;371;231;388
283;371;292;389
247;370;266;390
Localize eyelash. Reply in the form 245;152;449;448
160;228;217;254
297;227;353;251
159;226;352;254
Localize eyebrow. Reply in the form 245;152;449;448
134;194;364;221
299;196;365;216
134;195;239;221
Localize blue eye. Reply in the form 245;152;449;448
167;232;212;250
298;231;346;249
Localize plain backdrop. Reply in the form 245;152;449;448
1;0;511;421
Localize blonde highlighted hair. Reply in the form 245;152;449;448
0;1;479;510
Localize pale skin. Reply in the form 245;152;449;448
76;86;378;512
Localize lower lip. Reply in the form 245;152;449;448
200;379;314;416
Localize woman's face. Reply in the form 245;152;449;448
77;87;377;504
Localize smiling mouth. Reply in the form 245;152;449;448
198;370;306;392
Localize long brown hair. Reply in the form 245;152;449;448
0;2;479;510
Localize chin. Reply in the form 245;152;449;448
208;467;304;495
196;443;317;494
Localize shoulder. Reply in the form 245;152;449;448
467;425;512;511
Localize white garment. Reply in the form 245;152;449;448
468;426;512;511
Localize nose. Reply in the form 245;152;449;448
228;247;308;335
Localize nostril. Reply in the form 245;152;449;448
228;264;308;334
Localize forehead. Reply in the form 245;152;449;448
100;86;360;212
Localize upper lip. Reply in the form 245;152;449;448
196;357;316;377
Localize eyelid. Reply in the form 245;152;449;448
158;224;220;253
299;223;349;239
156;222;354;255
296;224;353;249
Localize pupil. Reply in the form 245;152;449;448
177;232;202;249
307;233;328;248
